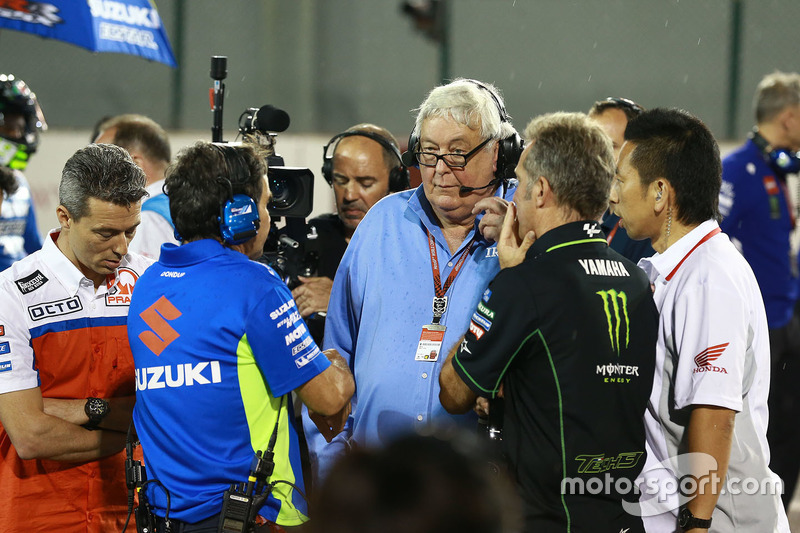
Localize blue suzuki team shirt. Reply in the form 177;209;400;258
128;239;330;525
720;139;798;329
303;184;512;482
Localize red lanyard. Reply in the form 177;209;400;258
426;229;475;322
606;220;620;244
665;227;720;281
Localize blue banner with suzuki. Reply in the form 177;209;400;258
0;0;177;68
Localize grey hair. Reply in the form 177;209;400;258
59;143;148;220
411;78;517;149
522;112;615;220
754;71;800;124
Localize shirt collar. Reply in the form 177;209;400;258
145;179;166;197
158;239;235;267
406;184;493;252
528;220;607;259
637;219;720;283
42;228;139;295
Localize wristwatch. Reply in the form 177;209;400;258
83;397;110;430
678;507;712;531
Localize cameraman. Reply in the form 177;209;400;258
290;124;408;329
128;141;354;532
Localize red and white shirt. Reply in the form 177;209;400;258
636;220;788;532
0;229;153;533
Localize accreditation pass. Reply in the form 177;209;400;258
415;324;446;362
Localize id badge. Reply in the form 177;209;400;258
415;324;446;362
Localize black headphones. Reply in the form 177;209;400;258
322;130;410;192
212;143;261;245
750;129;800;174
401;79;523;183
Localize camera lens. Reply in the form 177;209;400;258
269;175;296;210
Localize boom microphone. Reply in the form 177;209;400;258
459;178;500;195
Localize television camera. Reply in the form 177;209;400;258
209;56;320;289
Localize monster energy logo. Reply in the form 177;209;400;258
597;289;629;355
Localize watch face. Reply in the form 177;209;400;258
678;508;689;527
86;398;109;419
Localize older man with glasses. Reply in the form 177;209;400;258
302;78;522;484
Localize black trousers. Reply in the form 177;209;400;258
767;308;800;508
154;514;298;533
155;513;220;533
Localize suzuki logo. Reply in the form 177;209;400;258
138;296;182;356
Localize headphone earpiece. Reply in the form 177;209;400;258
219;193;259;245
212;144;261;245
750;130;800;175
401;79;523;183
322;131;410;192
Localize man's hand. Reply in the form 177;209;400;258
473;384;504;417
292;276;334;317
308;401;352;443
473;197;510;243
497;202;535;269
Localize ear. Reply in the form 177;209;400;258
491;139;500;173
130;152;146;169
651;178;671;214
535;176;550;208
56;205;72;230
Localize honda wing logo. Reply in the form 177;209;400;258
693;342;729;374
597;289;629;355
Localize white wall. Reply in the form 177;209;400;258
24;129;336;236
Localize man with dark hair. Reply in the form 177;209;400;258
0;74;45;271
610;108;788;532
0;143;151;533
290;124;407;334
128;141;354;532
589;97;643;155
440;112;657;532
95;113;176;259
719;71;800;507
589;96;655;263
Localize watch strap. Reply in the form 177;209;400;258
679;507;712;530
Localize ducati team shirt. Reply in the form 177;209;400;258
0;230;152;533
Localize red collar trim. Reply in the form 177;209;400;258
665;227;721;281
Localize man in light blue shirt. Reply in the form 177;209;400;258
303;78;523;483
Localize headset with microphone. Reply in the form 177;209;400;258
212;143;261;245
401;79;523;195
321;130;410;192
750;129;800;175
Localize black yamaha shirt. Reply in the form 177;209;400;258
454;221;657;533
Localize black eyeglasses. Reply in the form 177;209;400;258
604;97;644;115
413;138;492;168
